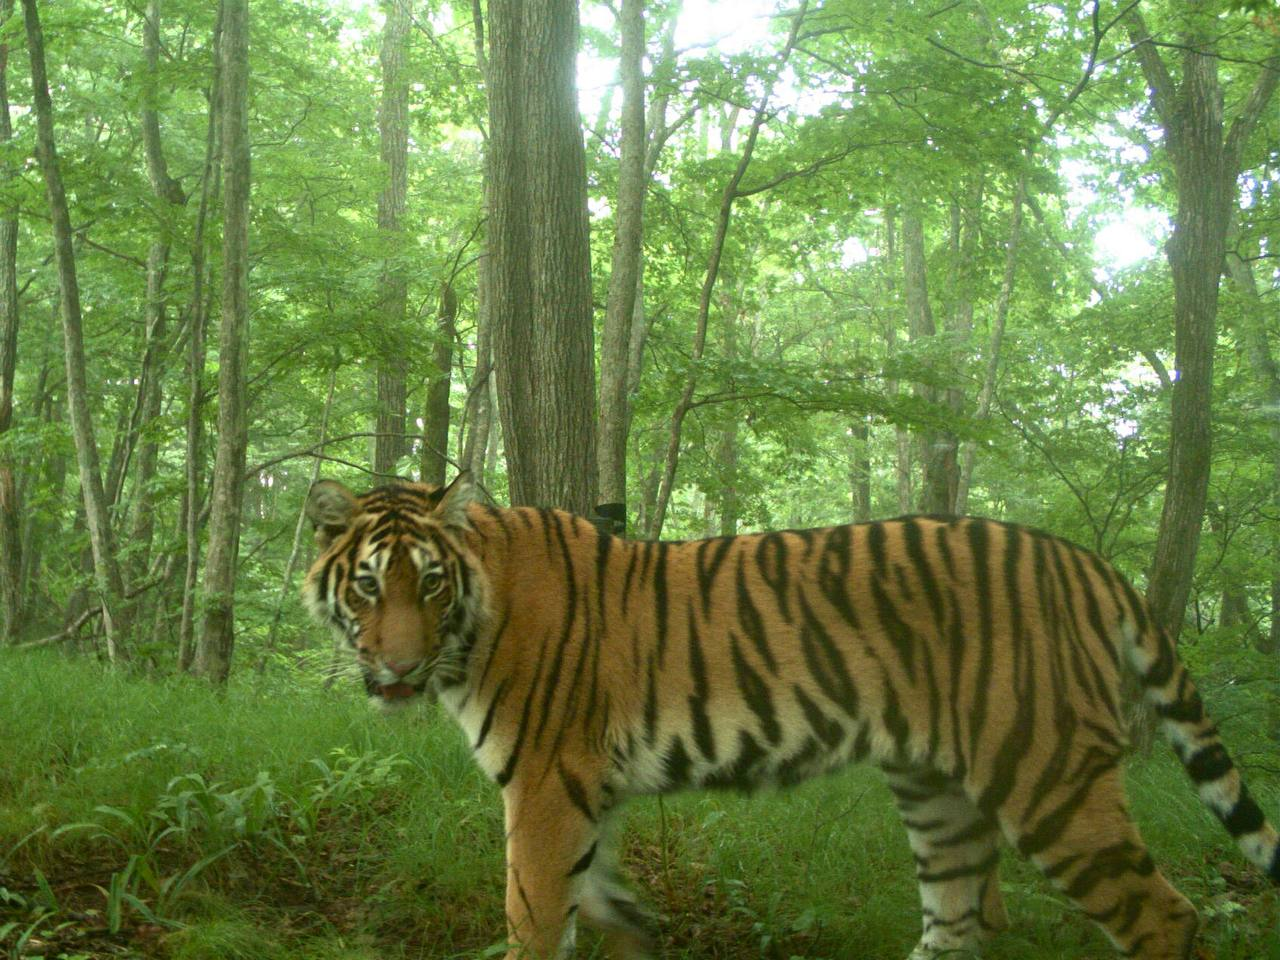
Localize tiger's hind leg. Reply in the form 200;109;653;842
994;758;1197;959
883;765;1008;959
578;810;657;960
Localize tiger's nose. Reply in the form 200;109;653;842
385;660;420;678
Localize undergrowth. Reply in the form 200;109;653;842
1;648;1277;959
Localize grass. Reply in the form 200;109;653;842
0;648;1277;960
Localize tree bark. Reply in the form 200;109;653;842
421;282;456;485
458;0;494;483
179;5;223;671
1125;7;1279;639
0;0;19;643
459;263;494;479
128;0;187;596
373;0;412;477
23;0;132;660
596;0;646;520
194;0;250;683
487;0;597;513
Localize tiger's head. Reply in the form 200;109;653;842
302;473;483;706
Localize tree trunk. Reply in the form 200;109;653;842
125;244;169;591
850;415;871;522
127;0;187;597
880;211;912;515
902;208;953;515
20;363;60;617
373;0;412;477
263;364;336;665
421;282;456;485
596;0;646;521
459;0;494;484
487;0;597;513
459;269;494;479
955;173;1026;516
635;455;661;538
482;370;500;486
1125;8;1279;640
716;294;741;536
0;0;19;643
651;1;809;537
179;5;223;670
23;0;132;660
1224;248;1280;653
194;0;249;683
1206;501;1256;643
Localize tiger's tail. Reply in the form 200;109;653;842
1125;615;1280;883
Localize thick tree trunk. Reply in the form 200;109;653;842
488;0;597;513
596;0;646;519
179;6;223;671
421;282;456;485
23;0;132;660
1126;8;1279;639
0;0;19;643
194;0;250;683
373;0;412;477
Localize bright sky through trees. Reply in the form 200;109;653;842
576;0;1160;273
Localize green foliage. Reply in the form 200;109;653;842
2;0;1279;952
1;650;1277;959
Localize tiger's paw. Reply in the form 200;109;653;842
906;935;989;960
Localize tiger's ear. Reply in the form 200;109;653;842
306;479;358;548
436;471;475;529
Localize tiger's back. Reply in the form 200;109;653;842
303;477;1280;960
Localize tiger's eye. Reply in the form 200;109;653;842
421;571;444;596
355;575;379;596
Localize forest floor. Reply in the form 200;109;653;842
0;649;1277;960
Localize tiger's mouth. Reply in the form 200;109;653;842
376;681;422;700
362;670;429;702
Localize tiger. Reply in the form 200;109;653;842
301;473;1280;960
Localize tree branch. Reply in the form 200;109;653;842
1124;7;1178;129
1224;52;1280;174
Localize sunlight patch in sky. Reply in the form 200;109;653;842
578;0;782;116
1094;213;1163;270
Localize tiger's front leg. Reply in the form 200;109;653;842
501;771;603;960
